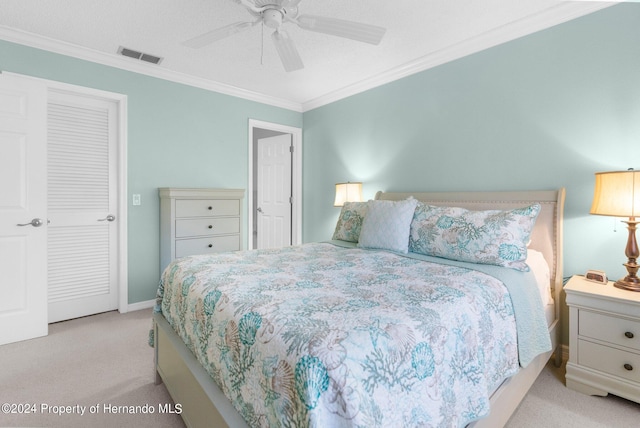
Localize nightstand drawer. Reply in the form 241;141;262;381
579;339;640;382
176;199;240;217
579;310;640;351
175;218;240;238
175;235;240;258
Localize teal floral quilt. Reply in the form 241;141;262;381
154;243;527;427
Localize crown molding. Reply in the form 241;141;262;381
300;2;617;112
0;25;304;112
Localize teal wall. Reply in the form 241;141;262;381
0;40;302;304
303;4;640;282
302;4;640;344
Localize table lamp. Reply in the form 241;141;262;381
590;169;640;291
334;182;363;207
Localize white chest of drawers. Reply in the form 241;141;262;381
159;188;245;272
565;275;640;403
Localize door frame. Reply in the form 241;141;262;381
248;119;302;249
43;76;129;314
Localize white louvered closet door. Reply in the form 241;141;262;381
47;90;119;323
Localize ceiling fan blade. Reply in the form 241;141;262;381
271;30;304;72
238;0;267;13
183;21;254;48
282;0;303;8
296;15;386;45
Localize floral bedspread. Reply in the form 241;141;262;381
154;242;523;427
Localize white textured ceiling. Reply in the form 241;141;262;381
0;0;615;111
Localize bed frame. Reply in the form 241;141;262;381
153;188;565;428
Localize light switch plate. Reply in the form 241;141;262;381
133;194;141;206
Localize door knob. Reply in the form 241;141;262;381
17;218;44;227
257;207;263;213
98;214;116;222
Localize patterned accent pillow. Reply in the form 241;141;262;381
409;202;541;271
332;201;368;242
357;198;418;254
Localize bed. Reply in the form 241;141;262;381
152;189;565;427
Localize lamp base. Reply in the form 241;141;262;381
614;277;640;292
614;218;639;292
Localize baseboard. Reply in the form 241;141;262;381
126;299;155;313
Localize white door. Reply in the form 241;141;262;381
257;134;292;249
0;73;48;345
47;90;119;323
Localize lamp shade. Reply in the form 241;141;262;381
334;182;363;207
590;170;640;217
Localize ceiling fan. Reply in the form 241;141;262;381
183;0;386;72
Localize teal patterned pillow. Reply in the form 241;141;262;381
409;202;541;271
357;198;418;254
332;201;368;242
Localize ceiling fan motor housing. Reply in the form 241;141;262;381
263;9;283;28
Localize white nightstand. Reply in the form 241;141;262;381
565;275;640;403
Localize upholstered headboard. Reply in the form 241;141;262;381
374;189;566;304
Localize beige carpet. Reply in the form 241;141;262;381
506;357;640;427
1;309;638;427
0;309;185;428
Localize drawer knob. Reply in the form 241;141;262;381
625;331;635;339
208;244;213;248
208;206;213;210
624;363;633;371
208;225;213;229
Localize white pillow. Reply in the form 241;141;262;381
357;198;418;254
526;249;552;306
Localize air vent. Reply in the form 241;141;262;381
117;46;163;65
